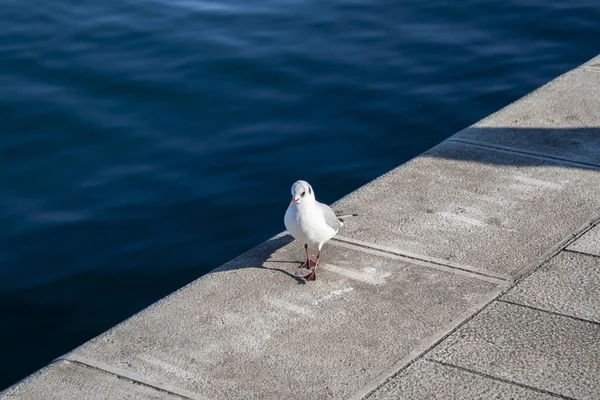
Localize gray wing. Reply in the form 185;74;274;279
317;202;342;231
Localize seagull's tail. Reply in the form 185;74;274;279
336;213;358;227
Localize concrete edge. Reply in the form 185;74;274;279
52;232;292;359
0;362;51;397
582;54;600;69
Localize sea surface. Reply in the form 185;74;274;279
1;0;599;389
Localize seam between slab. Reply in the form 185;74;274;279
423;359;576;400
54;355;209;400
52;359;193;399
348;284;510;400
332;236;510;283
498;299;600;327
563;248;600;259
446;138;600;169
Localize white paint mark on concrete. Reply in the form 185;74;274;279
439;211;486;227
264;297;313;317
363;267;378;274
322;264;391;285
138;354;197;381
467;191;516;208
513;175;563;190
312;287;354;305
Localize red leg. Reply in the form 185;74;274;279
303;251;320;281
299;244;316;269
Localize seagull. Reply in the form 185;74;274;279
284;180;345;281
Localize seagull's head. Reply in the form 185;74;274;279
289;180;315;208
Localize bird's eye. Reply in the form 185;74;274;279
301;191;306;197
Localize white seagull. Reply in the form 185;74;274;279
284;180;344;281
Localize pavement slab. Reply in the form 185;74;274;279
503;250;600;324
428;301;600;400
367;359;555;400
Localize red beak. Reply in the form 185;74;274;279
289;198;299;208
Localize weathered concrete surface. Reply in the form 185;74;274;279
428;301;600;400
368;359;554;400
334;141;600;278
503;251;600;324
567;224;600;256
57;240;501;400
3;56;600;399
452;57;600;166
1;360;181;399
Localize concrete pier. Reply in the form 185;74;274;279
3;55;600;399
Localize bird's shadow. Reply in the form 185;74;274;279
209;234;307;285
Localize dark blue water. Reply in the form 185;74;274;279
1;0;599;389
